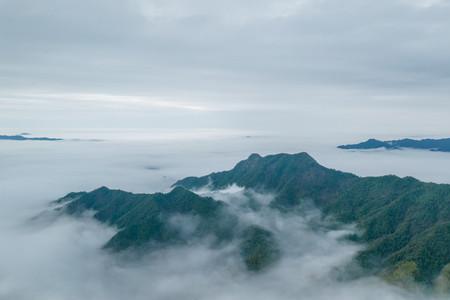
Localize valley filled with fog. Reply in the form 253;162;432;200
1;130;450;300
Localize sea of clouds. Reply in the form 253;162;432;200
1;130;449;300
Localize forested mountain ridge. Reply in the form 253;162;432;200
338;138;450;152
174;152;450;285
54;152;450;286
55;185;280;272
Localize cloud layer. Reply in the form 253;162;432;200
1;136;450;299
1;0;450;134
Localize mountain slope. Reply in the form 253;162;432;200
56;186;280;271
174;152;450;284
175;153;358;207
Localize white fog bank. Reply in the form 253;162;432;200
1;132;450;299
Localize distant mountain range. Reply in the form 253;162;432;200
54;152;450;288
0;134;63;141
338;138;450;152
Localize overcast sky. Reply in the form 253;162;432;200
1;0;450;136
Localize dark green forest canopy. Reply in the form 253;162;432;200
56;186;280;272
56;152;450;284
174;152;450;284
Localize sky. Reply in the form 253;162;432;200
1;0;450;137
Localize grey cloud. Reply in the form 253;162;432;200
1;1;450;137
1;0;450;95
2;0;450;133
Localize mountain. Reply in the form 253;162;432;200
174;153;357;208
55;186;280;272
338;138;450;152
54;152;450;285
174;152;450;284
0;134;63;141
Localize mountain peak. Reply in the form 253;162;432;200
260;152;319;167
247;153;262;160
292;152;317;162
91;186;112;194
168;186;194;197
173;151;344;195
246;152;317;164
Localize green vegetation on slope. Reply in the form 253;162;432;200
174;152;450;284
240;226;281;272
56;186;279;271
